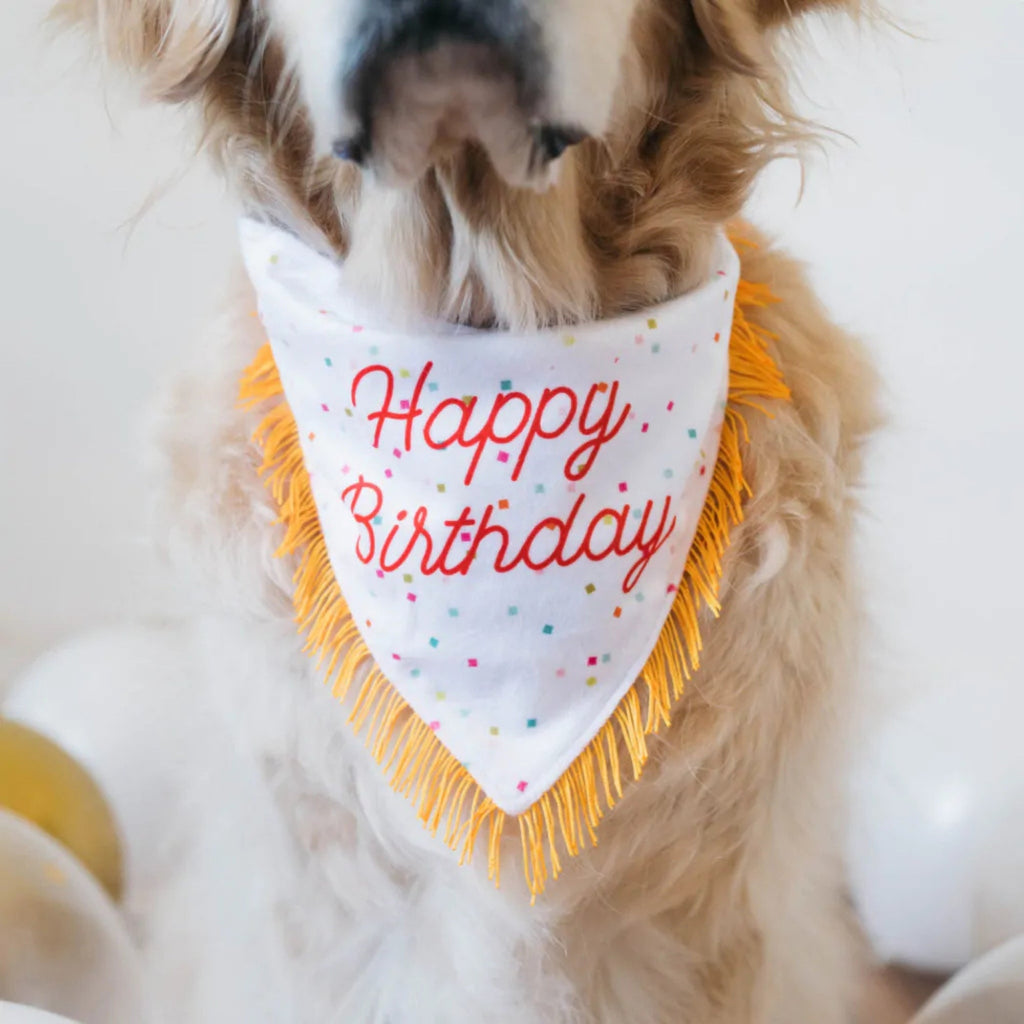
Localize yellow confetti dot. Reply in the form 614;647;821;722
44;862;67;886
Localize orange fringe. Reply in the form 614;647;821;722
239;275;789;898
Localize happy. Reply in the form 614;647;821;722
351;361;631;487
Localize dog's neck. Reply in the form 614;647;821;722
317;149;723;333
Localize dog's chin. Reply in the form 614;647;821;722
331;113;577;195
357;124;568;194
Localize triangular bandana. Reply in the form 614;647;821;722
239;218;789;894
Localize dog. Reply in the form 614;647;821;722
51;0;881;1020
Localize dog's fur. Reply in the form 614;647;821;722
57;0;880;1020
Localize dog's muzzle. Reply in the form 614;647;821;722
333;0;586;188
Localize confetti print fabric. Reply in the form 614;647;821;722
241;218;738;815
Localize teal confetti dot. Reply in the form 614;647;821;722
500;380;512;391
688;428;698;439
508;606;519;616
527;719;538;729
535;484;546;494
324;357;333;367
664;469;674;479
429;637;439;649
542;624;554;635
602;653;612;664
448;608;459;618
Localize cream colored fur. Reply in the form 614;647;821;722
50;0;881;1020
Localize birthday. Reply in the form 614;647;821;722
340;475;679;595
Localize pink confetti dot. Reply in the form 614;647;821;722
352;325;364;333
430;721;441;731
341;465;350;475
376;570;385;579
321;403;330;412
392;653;402;661
467;658;478;668
407;593;417;602
556;668;566;678
497;451;510;463
393;448;402;459
517;781;528;793
385;469;393;479
641;423;649;433
618;482;628;493
667;401;675;412
588;656;597;666
461;532;472;542
400;400;410;410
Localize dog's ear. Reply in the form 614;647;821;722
691;0;767;75
57;0;241;102
756;0;859;25
691;0;858;73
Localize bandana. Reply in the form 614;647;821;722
239;218;789;894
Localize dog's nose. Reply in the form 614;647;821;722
335;0;584;188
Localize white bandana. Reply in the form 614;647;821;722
241;218;739;816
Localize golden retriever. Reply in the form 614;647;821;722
55;0;880;1019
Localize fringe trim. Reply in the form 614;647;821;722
239;275;789;898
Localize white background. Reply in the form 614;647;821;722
1;0;1022;970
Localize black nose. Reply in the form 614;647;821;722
340;0;546;134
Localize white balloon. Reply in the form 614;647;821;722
0;812;152;1024
848;676;1024;972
